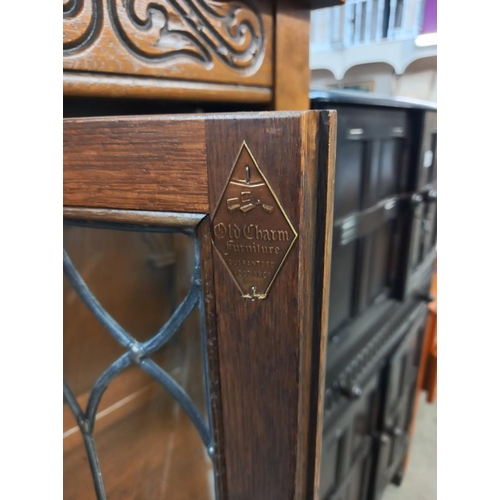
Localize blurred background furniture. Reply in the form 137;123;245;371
311;90;437;500
423;265;437;403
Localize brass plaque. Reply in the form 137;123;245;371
212;142;297;299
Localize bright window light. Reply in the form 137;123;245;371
415;32;437;47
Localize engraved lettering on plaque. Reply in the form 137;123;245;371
211;142;297;299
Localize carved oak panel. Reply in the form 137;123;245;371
63;0;274;91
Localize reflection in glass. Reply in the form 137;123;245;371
63;224;216;500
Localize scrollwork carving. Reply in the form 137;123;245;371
198;0;264;70
63;0;265;73
108;0;212;65
63;0;103;55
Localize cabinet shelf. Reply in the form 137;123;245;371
64;388;214;500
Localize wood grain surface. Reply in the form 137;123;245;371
63;0;274;94
308;110;337;500
63;207;205;227
199;216;228;500
274;1;311;110
63;72;273;103
63;111;337;500
64;115;209;212
205;111;336;500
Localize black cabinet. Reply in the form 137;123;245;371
372;308;427;500
320;374;380;500
311;90;437;500
326;106;410;365
404;107;437;298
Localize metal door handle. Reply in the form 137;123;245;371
379;433;390;445
411;193;423;207
388;427;403;438
339;380;363;400
426;189;437;202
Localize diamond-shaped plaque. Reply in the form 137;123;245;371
211;142;297;299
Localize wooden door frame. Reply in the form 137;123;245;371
64;111;337;500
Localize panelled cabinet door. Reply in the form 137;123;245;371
319;375;381;500
372;305;427;500
416;112;437;193
325;106;411;370
63;111;337;500
403;110;437;297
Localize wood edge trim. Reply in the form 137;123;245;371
64;72;273;103
63;207;207;228
296;110;322;499
198;216;228;500
309;110;337;500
